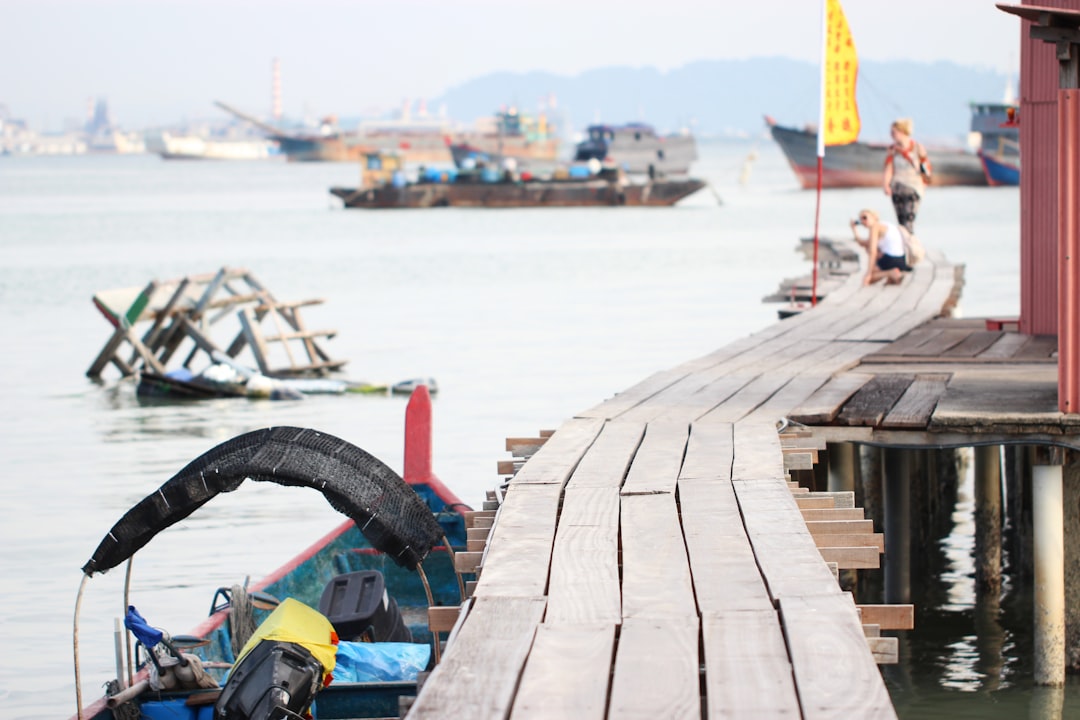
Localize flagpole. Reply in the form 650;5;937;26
812;0;828;307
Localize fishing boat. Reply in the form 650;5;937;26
573;123;698;176
330;149;707;209
970;101;1019;186
766;116;988;189
71;387;471;720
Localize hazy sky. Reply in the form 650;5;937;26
5;0;1020;131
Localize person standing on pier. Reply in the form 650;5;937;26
851;209;910;285
882;118;931;233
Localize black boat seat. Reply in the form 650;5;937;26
318;570;412;643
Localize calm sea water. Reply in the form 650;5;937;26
3;138;1069;719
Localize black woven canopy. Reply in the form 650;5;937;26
82;427;445;575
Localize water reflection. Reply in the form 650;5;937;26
880;450;1080;718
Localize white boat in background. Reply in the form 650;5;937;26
145;130;279;160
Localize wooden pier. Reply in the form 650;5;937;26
406;236;1071;717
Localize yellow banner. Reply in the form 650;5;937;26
824;0;860;145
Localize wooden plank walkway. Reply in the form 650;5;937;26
408;240;963;719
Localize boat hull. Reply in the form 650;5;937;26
979;150;1020;186
767;121;987;189
329;178;707;208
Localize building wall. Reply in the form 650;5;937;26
1020;0;1080;334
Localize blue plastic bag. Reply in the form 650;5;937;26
333;641;430;683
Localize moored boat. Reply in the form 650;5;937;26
978;150;1020;186
765;116;987;189
330;176;707;209
71;387;471;720
330;149;707;209
970;100;1019;186
573;122;698;176
145;131;278;161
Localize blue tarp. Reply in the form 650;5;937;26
333;641;430;683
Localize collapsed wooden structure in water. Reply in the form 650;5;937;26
400;234;1078;717
86;267;344;381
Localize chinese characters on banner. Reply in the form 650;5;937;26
824;0;859;145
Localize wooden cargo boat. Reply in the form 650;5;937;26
766;116;988;189
330;176;707;208
71;387;471;720
330;150;706;209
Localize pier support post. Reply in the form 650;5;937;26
1032;448;1065;686
974;445;1003;596
1064;451;1080;671
827;442;856;494
883;448;911;604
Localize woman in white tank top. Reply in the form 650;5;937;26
849;208;911;285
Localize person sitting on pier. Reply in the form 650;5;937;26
850;208;911;286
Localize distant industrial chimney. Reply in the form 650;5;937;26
272;57;282;121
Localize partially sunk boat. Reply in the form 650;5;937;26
765;115;988;189
71;386;471;720
329;149;707;209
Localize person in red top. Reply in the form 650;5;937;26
882;118;931;233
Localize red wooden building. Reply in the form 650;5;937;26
1005;0;1080;411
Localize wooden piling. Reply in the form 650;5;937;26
1032;460;1065;686
974;445;1003;595
883;448;912;604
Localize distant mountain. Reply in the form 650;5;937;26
431;58;1012;147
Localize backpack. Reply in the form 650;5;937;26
899;226;925;266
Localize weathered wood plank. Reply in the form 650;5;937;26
818;546;881;569
621;420;689;495
835;374;915;426
801;507;866;521
509;417;605;485
680;481;774;612
680;422;734;480
977;331;1033;359
867;636;900;664
734;479;844;599
783;451;816;470
779;594;897;719
787;372;876;424
941;330;1005;357
857;603;915;630
510;623;615;720
621;493;697;619
546;487;621;625
427;605;462;634
608;618;701;719
881;373;951;429
472;484;562;597
813;533;885;552
702;610;802;719
731;421;786;481
565;420;645;489
407;596;547;719
806;519;875;535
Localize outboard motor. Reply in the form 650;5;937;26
214;598;338;720
318;570;412;643
214;640;323;720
